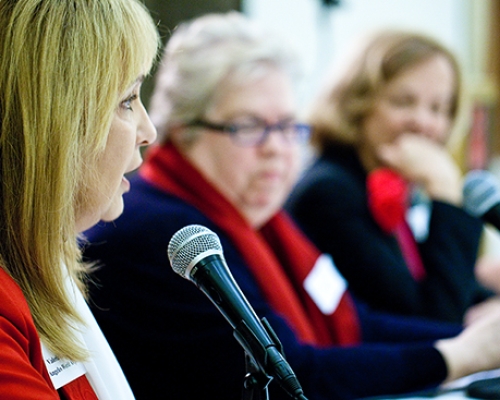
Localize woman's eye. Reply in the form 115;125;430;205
388;96;413;107
121;93;138;111
431;102;451;116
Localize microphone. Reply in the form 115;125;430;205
463;169;500;230
167;224;306;399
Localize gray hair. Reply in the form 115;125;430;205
149;11;300;145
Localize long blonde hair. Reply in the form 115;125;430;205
0;0;159;361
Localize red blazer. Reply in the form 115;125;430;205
0;268;97;399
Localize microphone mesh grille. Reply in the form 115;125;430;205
167;224;222;277
463;170;500;217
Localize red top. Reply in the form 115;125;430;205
0;268;97;399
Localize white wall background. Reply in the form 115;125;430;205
241;0;487;109
242;0;500;256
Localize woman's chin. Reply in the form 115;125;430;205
100;198;125;223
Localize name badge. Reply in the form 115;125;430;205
41;342;87;389
303;254;347;315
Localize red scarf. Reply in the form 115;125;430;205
367;168;426;281
140;144;361;347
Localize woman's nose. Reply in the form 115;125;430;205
406;107;439;138
138;106;157;147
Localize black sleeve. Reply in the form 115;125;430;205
286;161;488;323
83;177;451;400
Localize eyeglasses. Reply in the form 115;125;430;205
186;118;311;147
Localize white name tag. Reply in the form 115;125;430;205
407;203;431;242
41;342;87;390
303;254;347;315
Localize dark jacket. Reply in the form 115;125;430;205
286;145;489;323
83;174;460;400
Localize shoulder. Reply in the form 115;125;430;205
83;175;227;265
288;153;366;213
84;174;207;246
0;268;33;329
0;267;39;351
0;269;60;399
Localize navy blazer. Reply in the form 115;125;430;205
83;174;460;400
286;145;489;323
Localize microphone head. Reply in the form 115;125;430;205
167;224;223;278
463;170;500;218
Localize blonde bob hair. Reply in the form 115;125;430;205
149;11;300;147
309;30;462;152
0;0;159;360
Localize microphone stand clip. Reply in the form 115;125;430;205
242;352;273;400
236;317;308;400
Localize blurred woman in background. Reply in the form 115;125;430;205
287;30;491;323
84;14;500;400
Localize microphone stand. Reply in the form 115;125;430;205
236;318;309;400
242;353;272;400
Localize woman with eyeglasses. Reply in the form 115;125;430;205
83;12;500;400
